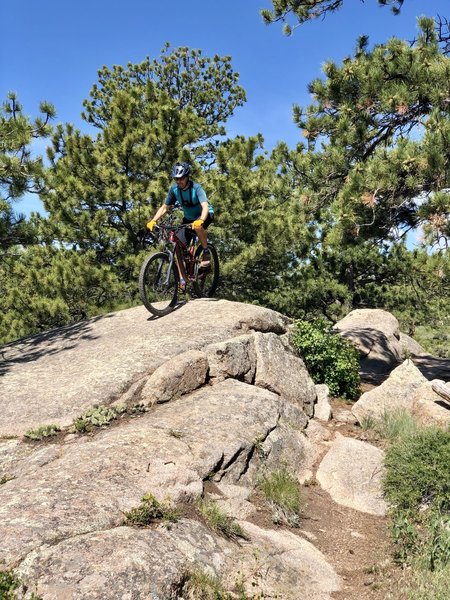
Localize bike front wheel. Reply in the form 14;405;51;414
192;243;219;298
139;252;179;316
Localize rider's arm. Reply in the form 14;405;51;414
151;203;171;222
199;201;209;222
195;185;210;222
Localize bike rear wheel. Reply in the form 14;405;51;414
192;243;219;298
139;252;179;316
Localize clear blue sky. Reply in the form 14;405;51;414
2;0;448;214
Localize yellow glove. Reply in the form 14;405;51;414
192;219;204;229
146;219;157;232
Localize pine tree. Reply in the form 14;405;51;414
261;0;404;35
0;246;125;343
289;18;450;248
0;93;55;251
205;134;316;310
42;46;246;285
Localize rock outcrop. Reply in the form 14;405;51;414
1;300;345;599
2;301;450;599
352;360;428;424
334;308;403;378
316;434;387;516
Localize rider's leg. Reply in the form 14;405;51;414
193;225;208;250
174;245;187;289
192;214;213;252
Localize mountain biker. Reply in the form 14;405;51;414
146;162;214;291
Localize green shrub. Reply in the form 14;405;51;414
421;510;450;571
0;570;20;599
384;427;450;568
73;404;128;433
291;319;360;400
383;428;450;514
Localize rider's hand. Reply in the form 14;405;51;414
192;219;204;229
146;219;157;232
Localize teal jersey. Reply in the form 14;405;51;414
164;181;214;221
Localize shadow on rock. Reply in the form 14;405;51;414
0;315;108;376
411;353;450;382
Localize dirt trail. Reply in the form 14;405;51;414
301;398;404;600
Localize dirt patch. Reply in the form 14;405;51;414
299;399;406;599
300;483;400;600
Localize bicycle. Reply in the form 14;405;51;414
139;223;220;317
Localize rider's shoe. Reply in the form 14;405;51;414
178;278;187;293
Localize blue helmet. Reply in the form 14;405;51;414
171;162;191;178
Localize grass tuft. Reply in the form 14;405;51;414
181;569;232;600
362;409;419;441
197;498;249;541
258;468;302;527
125;493;179;526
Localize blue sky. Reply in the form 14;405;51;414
2;0;448;214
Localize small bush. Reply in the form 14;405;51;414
73;404;126;432
291;319;360;400
24;424;61;440
384;427;450;568
258;468;302;527
125;493;179;526
197;499;249;540
383;427;450;514
0;570;20;599
421;510;450;571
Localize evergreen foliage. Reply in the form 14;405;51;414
0;246;125;343
0;93;55;251
289;19;450;247
42;46;245;275
1;25;449;346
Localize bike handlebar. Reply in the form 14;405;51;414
143;222;194;247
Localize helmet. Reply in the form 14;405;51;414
171;162;191;178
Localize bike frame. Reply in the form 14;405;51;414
149;224;198;281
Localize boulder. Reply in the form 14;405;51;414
140;349;208;404
334;308;402;378
204;334;256;383
316;434;387;516
0;379;309;568
314;384;332;422
234;521;342;599
0;300;288;437
399;332;429;357
253;332;317;416
16;526;192;600
411;380;450;428
352;360;427;424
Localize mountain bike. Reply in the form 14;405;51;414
139;223;219;317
